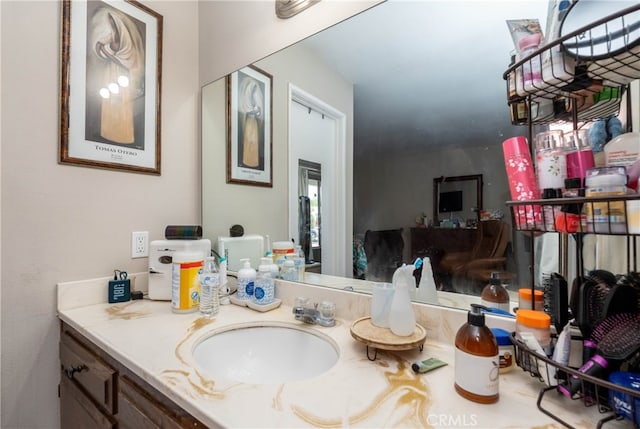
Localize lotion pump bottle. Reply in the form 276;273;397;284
236;259;256;301
454;304;499;404
388;264;417;336
480;272;511;312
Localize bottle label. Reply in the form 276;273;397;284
236;278;251;300
254;286;265;300
454;348;499;396
498;347;513;370
480;298;510;312
245;280;254;296
171;260;203;312
200;273;219;286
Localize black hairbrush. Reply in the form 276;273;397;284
577;270;616;339
602;281;640;319
613;272;640;312
542;272;569;333
596;314;640;361
562;313;640;399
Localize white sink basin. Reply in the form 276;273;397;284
192;322;339;384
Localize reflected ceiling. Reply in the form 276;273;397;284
298;0;547;150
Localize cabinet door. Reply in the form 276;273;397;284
118;375;186;429
59;330;117;414
60;376;116;429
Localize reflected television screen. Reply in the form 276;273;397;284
439;191;463;213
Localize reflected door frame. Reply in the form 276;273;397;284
288;84;348;277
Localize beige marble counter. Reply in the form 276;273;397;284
57;275;625;429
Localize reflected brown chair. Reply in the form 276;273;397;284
439;220;512;290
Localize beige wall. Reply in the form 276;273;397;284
1;1;200;426
1;0;376;427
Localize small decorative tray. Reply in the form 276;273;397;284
229;296;282;312
350;316;426;361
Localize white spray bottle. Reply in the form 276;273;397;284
417;257;439;305
388;263;417;336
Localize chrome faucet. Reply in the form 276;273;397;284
292;298;336;327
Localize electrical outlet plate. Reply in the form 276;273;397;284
131;231;149;258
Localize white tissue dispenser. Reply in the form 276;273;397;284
148;239;211;300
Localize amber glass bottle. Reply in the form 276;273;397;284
480;272;510;312
454;304;499;404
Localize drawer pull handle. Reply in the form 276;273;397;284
64;364;87;379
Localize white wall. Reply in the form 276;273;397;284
1;1;200;426
1;1;375;427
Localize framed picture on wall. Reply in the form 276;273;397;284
59;0;163;175
226;65;273;187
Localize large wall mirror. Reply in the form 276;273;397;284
201;0;638;313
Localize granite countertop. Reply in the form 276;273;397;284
57;275;626;429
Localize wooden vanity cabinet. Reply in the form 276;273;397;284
59;322;206;429
59;327;117;428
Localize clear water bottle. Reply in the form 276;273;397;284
294;245;306;280
199;257;220;317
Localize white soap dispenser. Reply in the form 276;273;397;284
236;258;256;301
388;263;417;336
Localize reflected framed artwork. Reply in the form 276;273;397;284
226;65;273;187
59;0;163;175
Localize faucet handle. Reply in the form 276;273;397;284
294;296;309;309
317;301;336;327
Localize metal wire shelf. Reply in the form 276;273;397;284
511;332;640;429
503;4;640;125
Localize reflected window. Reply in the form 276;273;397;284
299;160;321;249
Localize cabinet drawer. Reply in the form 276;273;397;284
60;330;117;414
60;376;116;429
118;376;185;429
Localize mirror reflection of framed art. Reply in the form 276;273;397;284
226;65;273;187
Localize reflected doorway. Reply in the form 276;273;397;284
288;84;347;276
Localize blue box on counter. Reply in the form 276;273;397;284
609;371;640;425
